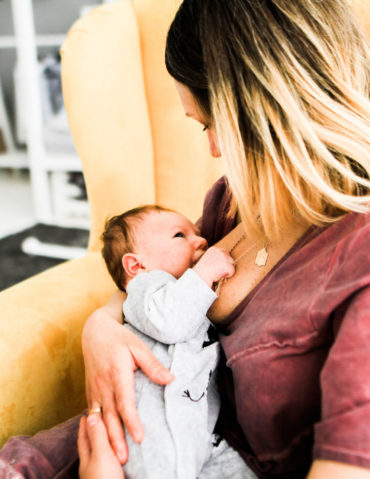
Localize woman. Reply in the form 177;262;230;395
81;0;370;477
1;0;369;478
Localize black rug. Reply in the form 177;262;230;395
0;224;89;291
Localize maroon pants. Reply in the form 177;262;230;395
0;414;83;479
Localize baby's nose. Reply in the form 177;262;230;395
194;236;208;250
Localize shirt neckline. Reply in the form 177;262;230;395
216;223;319;330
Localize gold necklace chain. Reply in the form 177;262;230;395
214;234;269;296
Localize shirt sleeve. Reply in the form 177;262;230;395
123;269;217;344
313;285;370;467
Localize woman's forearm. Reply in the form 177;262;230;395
94;290;126;323
82;290;126;349
80;288;173;464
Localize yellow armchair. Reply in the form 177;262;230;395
0;0;222;446
0;0;367;447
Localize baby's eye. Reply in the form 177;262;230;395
202;124;209;132
174;232;185;238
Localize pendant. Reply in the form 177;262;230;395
255;247;268;267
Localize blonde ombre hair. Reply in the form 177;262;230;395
166;0;370;241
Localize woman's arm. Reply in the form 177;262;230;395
308;460;370;478
82;290;174;464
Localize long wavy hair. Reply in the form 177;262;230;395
166;0;370;240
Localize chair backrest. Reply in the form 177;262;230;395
61;0;223;252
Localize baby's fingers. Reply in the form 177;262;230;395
223;256;236;278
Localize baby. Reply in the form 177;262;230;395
101;205;255;479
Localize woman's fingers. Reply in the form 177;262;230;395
103;405;128;464
82;310;173;458
131;342;175;385
85;377;92;407
85;413;110;452
113;350;144;444
78;416;91;468
122;326;174;385
94;375;128;464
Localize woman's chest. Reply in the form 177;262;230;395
217;226;345;360
207;223;309;323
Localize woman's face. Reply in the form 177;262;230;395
174;80;221;158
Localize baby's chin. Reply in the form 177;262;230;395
192;250;206;267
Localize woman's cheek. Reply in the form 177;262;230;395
207;130;221;157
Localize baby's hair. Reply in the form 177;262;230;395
101;205;173;291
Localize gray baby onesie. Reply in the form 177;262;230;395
122;269;256;479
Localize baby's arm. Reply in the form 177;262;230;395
193;246;235;287
124;247;235;344
124;270;216;343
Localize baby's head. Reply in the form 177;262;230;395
102;205;207;291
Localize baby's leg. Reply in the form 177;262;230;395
198;436;257;479
0;413;82;479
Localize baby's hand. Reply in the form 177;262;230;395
193;246;235;287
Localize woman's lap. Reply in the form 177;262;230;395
0;413;83;479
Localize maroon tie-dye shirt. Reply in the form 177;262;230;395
201;177;370;479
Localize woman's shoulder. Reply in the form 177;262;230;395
302;209;369;258
308;210;370;299
325;210;369;262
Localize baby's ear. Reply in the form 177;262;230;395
122;253;144;278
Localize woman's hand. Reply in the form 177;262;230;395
82;291;174;464
78;413;124;479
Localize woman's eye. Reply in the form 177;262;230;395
174;232;185;238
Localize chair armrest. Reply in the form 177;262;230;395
0;253;116;446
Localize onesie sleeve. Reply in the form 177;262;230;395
313;286;370;466
123;269;217;344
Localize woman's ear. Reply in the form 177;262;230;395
122;253;145;278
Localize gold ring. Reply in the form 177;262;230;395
88;406;102;415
